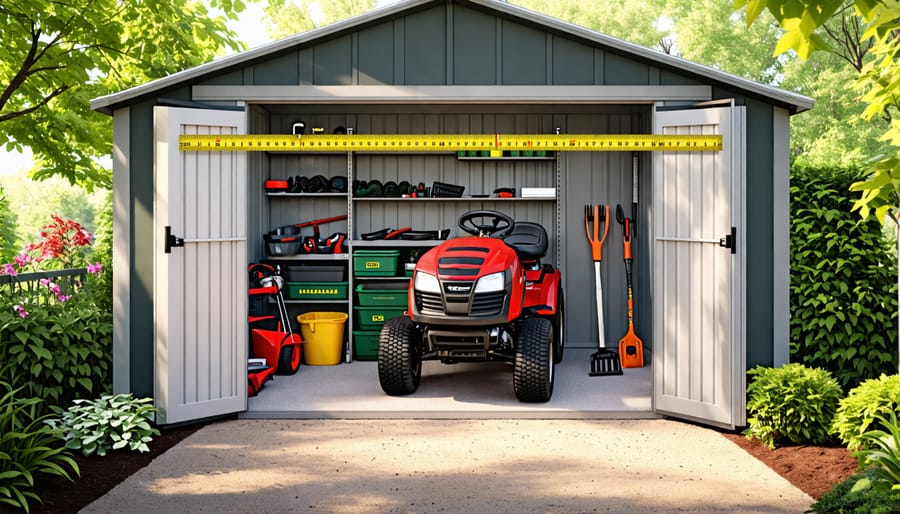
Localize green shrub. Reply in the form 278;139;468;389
0;381;78;514
809;467;900;514
790;165;898;390
854;411;900;490
744;363;844;448
0;293;112;415
46;394;159;457
832;374;900;452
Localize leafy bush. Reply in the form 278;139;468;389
832;374;900;452
744;363;844;448
46;394;159;457
0;381;78;514
854;411;900;490
809;467;900;514
790;165;898;390
0;215;112;416
0;292;112;414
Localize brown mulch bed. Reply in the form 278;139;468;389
721;432;860;499
21;423;860;513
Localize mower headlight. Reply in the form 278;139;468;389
414;271;441;294
474;272;505;293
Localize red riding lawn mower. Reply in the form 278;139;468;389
378;210;564;402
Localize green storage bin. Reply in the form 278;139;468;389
284;281;348;300
353;250;400;277
355;282;408;307
353;330;381;360
354;306;406;330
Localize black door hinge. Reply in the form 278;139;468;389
164;226;184;254
719;226;736;254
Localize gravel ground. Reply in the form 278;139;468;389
82;419;814;514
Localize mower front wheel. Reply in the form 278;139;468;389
513;317;554;403
378;316;422;396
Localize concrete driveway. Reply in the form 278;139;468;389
82;419;813;513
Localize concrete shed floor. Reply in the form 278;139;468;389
244;348;655;419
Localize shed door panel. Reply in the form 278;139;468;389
652;105;745;429
154;107;247;425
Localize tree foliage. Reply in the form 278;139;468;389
736;0;900;225
0;185;18;264
263;0;377;40
0;1;252;191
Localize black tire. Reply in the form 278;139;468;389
552;287;565;364
276;342;301;375
513;317;554;402
378;316;422;395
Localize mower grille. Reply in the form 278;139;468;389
415;291;443;313
471;291;506;315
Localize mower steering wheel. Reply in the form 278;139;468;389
458;210;515;238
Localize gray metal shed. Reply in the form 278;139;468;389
91;0;812;429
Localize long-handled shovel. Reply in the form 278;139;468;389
616;204;644;368
585;204;622;376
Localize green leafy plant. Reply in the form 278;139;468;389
831;374;900;453
0;381;78;513
0;215;112;416
854;411;900;491
809;466;900;514
789;165;898;390
46;394;160;457
744;363;844;448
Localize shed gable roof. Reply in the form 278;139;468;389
90;0;812;114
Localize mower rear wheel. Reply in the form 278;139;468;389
513;317;554;402
378;316;422;396
276;342;301;375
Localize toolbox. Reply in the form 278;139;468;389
352;330;381;360
355;282;409;306
353;250;400;276
284;281;348;300
354;306;406;330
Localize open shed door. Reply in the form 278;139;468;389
154;106;247;425
652;104;746;429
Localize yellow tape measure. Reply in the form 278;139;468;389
178;133;722;152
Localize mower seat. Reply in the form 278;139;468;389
504;222;548;261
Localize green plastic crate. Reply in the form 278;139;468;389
354;306;406;330
353;330;380;360
355;282;408;307
353;250;400;277
284;281;348;300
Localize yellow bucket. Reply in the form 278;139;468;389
296;312;348;365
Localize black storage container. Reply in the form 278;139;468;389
284;265;346;282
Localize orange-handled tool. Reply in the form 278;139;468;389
584;204;610;349
616;204;644;368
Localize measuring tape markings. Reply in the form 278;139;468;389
179;133;722;152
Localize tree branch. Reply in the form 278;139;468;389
0;85;70;124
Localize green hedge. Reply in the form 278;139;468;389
790;164;898;389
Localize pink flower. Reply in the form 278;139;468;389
56;294;71;302
14;252;31;267
1;263;15;276
13;305;28;318
39;278;50;287
87;262;103;274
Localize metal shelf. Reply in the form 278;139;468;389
283;299;349;304
266;192;347;198
351;197;554;201
351;240;443;248
265;254;350;261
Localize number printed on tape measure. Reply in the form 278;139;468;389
179;133;722;152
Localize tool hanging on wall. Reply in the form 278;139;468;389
585;204;622;376
631;152;639;237
616;204;645;368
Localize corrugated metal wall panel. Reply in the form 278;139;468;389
404;8;446;84
252;106;649;349
453;7;497;85
501;20;546;84
359;23;395;85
